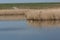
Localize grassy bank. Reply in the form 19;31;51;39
0;2;60;9
0;3;60;20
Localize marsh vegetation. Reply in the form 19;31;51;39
0;3;60;20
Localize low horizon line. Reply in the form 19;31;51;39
0;2;60;4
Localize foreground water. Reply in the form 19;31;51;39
0;20;60;40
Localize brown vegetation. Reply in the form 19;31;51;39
0;9;26;20
0;15;25;20
25;8;60;20
0;8;60;20
0;9;27;15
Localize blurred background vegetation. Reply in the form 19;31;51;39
0;3;60;9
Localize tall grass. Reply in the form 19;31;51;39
25;8;60;20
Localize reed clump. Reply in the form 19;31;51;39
0;9;27;16
25;8;60;20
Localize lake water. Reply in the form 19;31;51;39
0;20;60;40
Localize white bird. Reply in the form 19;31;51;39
12;7;19;9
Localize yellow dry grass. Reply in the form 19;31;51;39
25;8;60;20
0;9;26;14
0;15;25;20
0;8;60;20
0;9;26;20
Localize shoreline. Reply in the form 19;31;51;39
0;8;60;20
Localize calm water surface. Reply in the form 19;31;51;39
0;20;60;40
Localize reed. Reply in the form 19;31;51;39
0;9;27;16
25;8;60;20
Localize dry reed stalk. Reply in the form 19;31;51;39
0;9;27;15
25;8;60;20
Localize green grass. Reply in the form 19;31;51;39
0;2;60;9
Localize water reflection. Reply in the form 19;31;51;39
0;20;60;40
0;28;25;31
27;20;60;27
